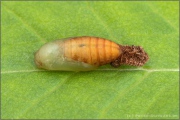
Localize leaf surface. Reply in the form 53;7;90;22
1;1;179;119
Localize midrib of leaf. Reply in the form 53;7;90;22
1;68;179;74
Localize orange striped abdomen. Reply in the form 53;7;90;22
64;36;122;66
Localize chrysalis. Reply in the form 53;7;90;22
34;36;149;71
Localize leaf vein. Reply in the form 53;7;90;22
1;68;179;74
98;72;151;118
3;4;46;43
16;72;78;118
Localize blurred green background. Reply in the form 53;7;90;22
1;1;179;119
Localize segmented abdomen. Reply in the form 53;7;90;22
64;36;122;66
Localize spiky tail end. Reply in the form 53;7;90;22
120;45;149;66
111;45;149;67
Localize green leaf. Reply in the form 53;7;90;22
1;1;179;119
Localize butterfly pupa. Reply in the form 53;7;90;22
34;36;149;71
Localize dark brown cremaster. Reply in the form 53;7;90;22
110;45;149;67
